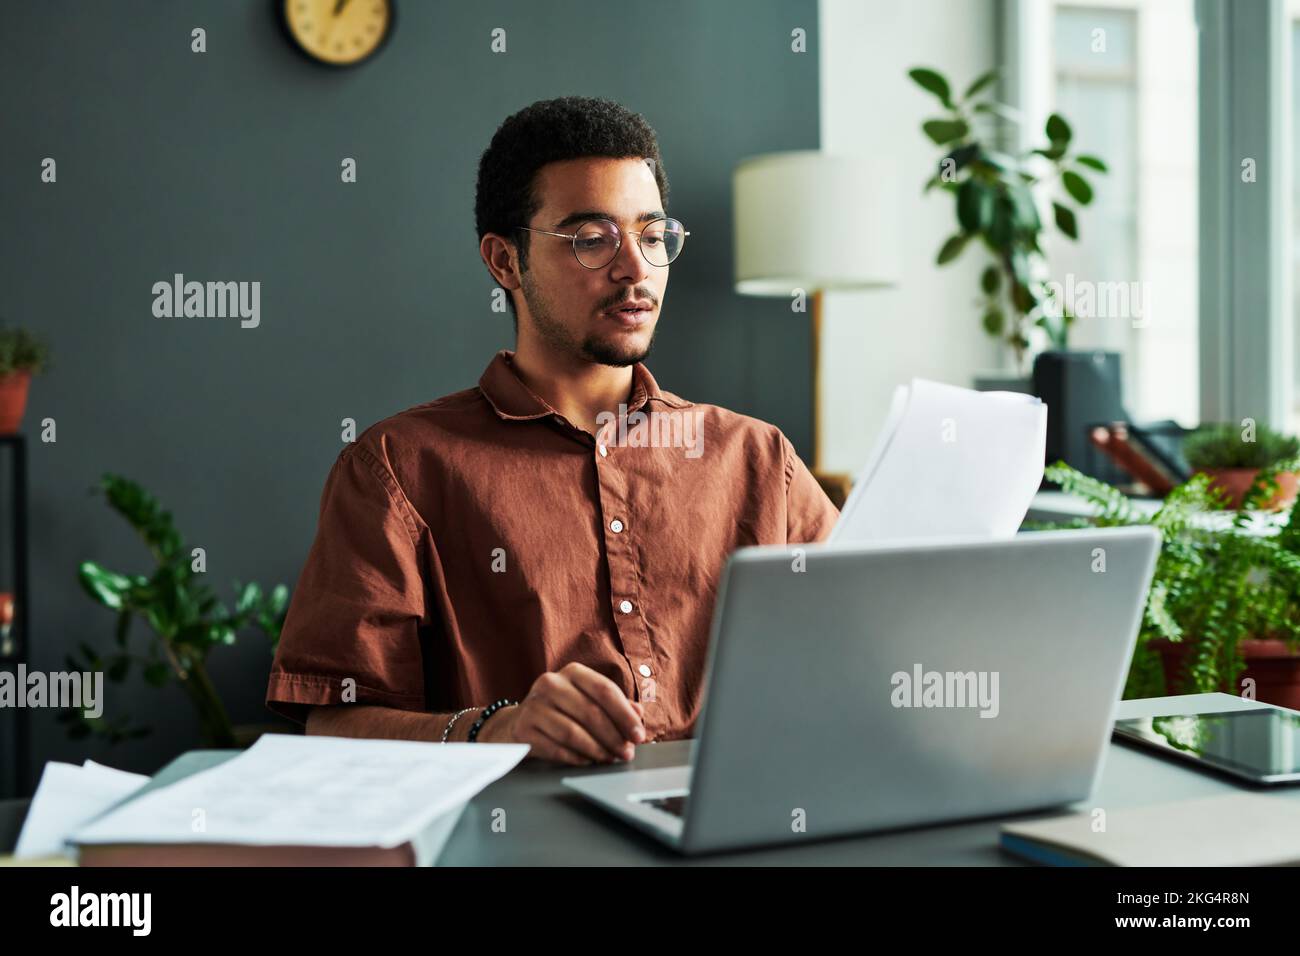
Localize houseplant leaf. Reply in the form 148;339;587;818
78;562;134;611
981;308;1005;335
936;233;969;264
922;119;969;145
980;265;1001;295
1062;170;1093;205
963;69;998;99
908;68;953;107
1045;112;1073;145
957;179;993;232
1053;202;1078;239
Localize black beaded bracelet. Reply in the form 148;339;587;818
466;698;517;742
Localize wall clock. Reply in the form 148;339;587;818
282;0;394;67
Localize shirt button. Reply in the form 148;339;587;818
619;599;633;614
598;444;608;457
638;664;652;677
610;519;624;533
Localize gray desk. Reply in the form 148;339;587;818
2;693;1291;864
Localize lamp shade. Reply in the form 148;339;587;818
733;150;899;297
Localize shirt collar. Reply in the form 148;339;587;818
478;349;693;421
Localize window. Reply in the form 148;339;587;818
1290;1;1300;433
1030;1;1200;426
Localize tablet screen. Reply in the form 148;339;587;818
1113;708;1300;784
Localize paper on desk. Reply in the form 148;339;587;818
15;759;149;858
71;734;530;850
829;378;1047;544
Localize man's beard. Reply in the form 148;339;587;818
520;270;655;367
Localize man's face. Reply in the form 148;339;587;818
516;157;668;367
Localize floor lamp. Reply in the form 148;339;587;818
733;151;898;507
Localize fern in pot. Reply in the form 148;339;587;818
1037;460;1300;708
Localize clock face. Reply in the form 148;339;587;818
283;0;393;67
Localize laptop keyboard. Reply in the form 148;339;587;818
640;793;689;817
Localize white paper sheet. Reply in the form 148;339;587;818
15;759;149;858
71;734;530;850
830;378;1047;543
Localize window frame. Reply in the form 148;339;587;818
1002;0;1293;428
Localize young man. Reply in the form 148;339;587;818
266;96;838;765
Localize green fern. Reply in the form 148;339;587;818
1039;461;1300;698
1043;461;1147;526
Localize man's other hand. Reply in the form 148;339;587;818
477;662;646;765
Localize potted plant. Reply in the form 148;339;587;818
907;66;1108;379
0;327;50;434
63;474;291;747
1182;422;1300;510
1038;460;1300;708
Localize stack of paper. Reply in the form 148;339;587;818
830;378;1047;544
13;760;149;861
71;734;529;866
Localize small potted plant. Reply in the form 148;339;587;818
65;474;291;746
0;326;50;434
1182;422;1300;510
907;66;1107;379
1037;461;1300;708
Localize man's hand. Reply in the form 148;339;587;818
476;662;646;765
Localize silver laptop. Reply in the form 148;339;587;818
563;526;1160;855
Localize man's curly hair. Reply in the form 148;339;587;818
475;96;670;314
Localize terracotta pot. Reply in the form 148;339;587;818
0;371;31;434
1195;466;1299;510
1151;637;1300;710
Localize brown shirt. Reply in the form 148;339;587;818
266;350;839;741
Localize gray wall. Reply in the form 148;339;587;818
0;0;819;789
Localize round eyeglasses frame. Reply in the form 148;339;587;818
514;218;689;269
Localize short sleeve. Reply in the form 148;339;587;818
265;441;430;725
781;432;840;544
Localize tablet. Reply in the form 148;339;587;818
1113;708;1300;785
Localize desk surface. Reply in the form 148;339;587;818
1028;490;1284;535
437;693;1292;865
2;693;1291;865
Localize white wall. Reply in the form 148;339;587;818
819;0;1001;474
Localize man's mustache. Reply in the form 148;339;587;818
602;291;659;311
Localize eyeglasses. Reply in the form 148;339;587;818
515;218;689;269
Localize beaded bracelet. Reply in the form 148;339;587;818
440;706;478;743
466;698;518;742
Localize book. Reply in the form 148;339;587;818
77;807;466;867
72;750;467;866
69;735;528;867
1088;423;1178;495
1127;420;1193;482
1001;793;1300;866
